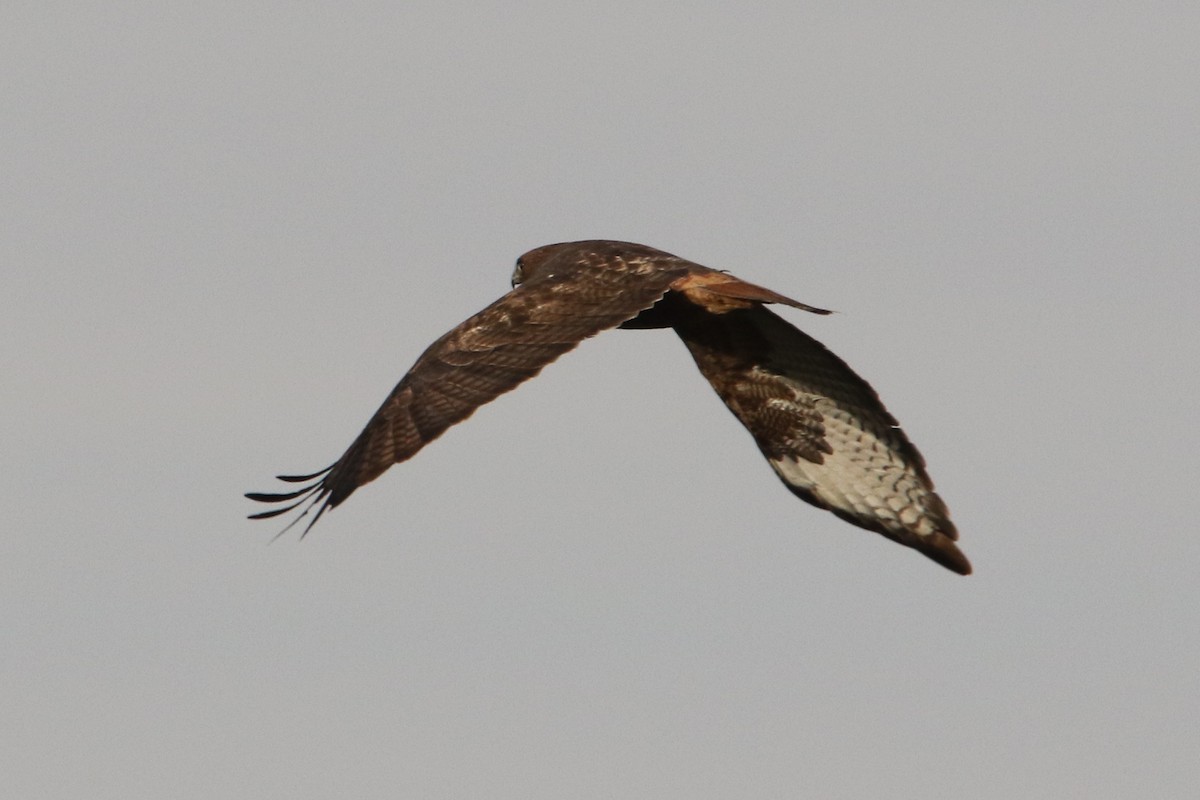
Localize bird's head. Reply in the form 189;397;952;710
513;240;664;288
511;243;563;288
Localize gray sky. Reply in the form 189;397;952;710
4;3;1197;798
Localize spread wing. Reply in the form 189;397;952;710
246;260;685;534
673;305;971;574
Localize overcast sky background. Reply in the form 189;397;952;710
4;3;1197;798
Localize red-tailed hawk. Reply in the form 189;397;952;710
247;240;970;574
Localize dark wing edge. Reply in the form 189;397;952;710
245;261;687;536
673;305;970;575
244;465;337;538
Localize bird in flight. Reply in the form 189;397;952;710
247;240;970;574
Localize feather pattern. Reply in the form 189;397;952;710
672;305;969;574
247;240;969;573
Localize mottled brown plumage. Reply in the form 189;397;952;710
247;240;969;574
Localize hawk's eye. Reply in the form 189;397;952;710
511;259;525;287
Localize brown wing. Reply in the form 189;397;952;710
673;304;971;575
246;251;688;534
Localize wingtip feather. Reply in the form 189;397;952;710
246;466;335;536
245;487;312;503
922;535;973;575
277;467;333;482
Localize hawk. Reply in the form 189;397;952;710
247;240;970;574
